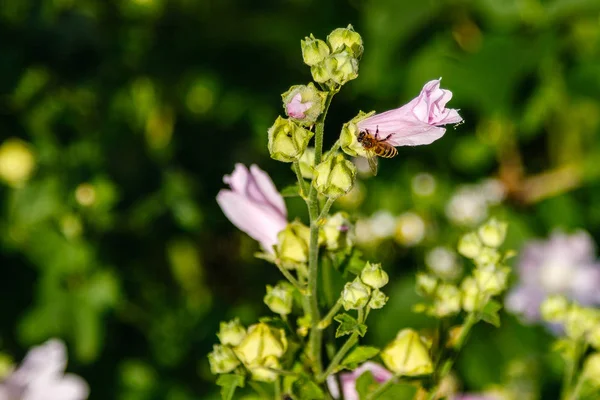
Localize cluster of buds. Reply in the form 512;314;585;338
380;329;433;376
264;281;295;316
341;262;389;310
301;25;362;89
313;154;357;198
208;319;288;382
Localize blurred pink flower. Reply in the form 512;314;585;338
357;78;462;146
217;164;287;252
286;93;313;119
454;394;500;400
0;339;89;400
326;362;393;400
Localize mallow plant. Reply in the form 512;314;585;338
210;25;513;400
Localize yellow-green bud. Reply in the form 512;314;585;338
249;355;281;382
296;315;311;338
298;147;315;179
264;282;294;315
234;322;287;366
416;273;438;297
540;295;569;323
457;232;482;259
583;353;600;387
565;305;598;340
301;34;330;66
433;284;461;317
360;262;389;289
0;138;36;187
282;83;327;126
369;289;388;309
473;264;509;296
322;212;353;251
217;318;247;346
324;48;359;85
341;278;371;310
311;62;331;84
339;112;375;158
477;218;508;248
474;247;501;266
461;277;481;312
313;154;357;198
276;221;311;267
327;25;363;59
589;326;600;350
268;116;314;163
381;329;434;376
208;344;240;374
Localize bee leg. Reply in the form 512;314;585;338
382;133;393;142
375;125;379;139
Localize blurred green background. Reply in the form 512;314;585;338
1;0;600;398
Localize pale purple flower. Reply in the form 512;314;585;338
326;362;393;400
217;164;287;252
0;339;89;400
506;231;600;322
286;93;313;119
357;78;462;146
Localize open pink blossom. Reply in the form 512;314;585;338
0;339;89;400
357;78;462;146
326;362;393;400
217;164;287;252
286;93;313;119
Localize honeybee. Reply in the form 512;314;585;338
356;127;398;176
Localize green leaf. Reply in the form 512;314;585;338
292;376;325;399
281;184;301;197
216;374;245;400
341;346;380;369
355;371;416;400
481;300;502;327
334;313;367;338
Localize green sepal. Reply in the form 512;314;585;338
481;300;502;327
292;376;326;399
281;184;302;197
216;374;245;400
341;346;380;370
334;313;367;338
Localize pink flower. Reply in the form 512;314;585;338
217;164;287;252
357;78;462;146
326;362;393;400
286;93;313;119
0;339;89;400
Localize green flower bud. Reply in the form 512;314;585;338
248;355;281;382
588;326;600;350
322;212;353;251
234;322;287;366
298;147;315;179
381;329;434;376
416;273;438;297
461;276;481;312
301;34;330;66
540;295;569;323
473;264;509;296
264;282;294;315
565;305;599;340
217;318;247;346
208;344;240;374
433;283;461;317
360;262;389;289
323;48;359;85
311;62;331;84
583;353;600;387
340;112;374;158
369;289;388;309
276;221;311;267
341;278;371;310
473;247;501;266
327;25;364;59
313;154;357;198
0;138;36;187
296;315;311;338
477;218;508;248
268;116;314;163
457;232;482;259
282;83;327;126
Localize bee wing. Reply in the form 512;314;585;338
365;149;378;176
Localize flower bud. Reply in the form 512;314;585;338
477;218;508;248
298;147;315;179
310;62;331;84
268;116;314;163
327;25;363;59
433;284;461;317
381;329;433;376
264;282;294;315
461;277;481;312
473;247;501;266
296;315;311;338
369;289;388;309
323;48;359;85
583;353;600;387
234;322;287;366
473;264;509;296
540;295;569;323
301;34;330;66
457;232;482;259
341;278;371;310
322;212;353;251
276;221;310;267
248;355;281;382
564;305;599;340
282;83;327;126
208;344;240;374
416;273;438;297
360;262;389;289
217;318;247;346
0;138;36;187
588;326;600;350
313;154;357;198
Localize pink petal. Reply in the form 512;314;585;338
352;362;393;382
249;165;287;219
24;374;89;400
223;163;250;194
12;340;67;385
326;375;340;399
286;93;312;119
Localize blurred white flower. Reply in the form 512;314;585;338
0;339;89;400
370;211;397;239
446;179;505;227
411;173;436;197
426;246;461;280
395;212;426;247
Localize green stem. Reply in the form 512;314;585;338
249;381;269;399
293;161;308;200
318;330;359;382
569;371;586;400
266;367;301;377
275;261;306;292
561;342;585;400
366;375;399;400
317;197;335;222
318;299;343;329
274;377;281;399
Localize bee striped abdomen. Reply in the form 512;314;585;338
375;143;398;158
